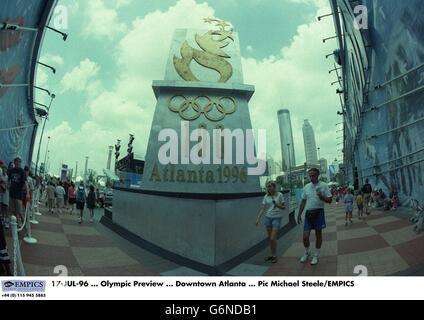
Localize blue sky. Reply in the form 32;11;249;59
35;0;341;176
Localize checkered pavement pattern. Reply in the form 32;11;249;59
4;204;170;276
264;203;424;276
4;202;424;276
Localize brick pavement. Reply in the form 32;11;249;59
263;203;424;276
4;202;424;276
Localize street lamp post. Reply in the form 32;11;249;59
42;136;51;174
317;147;322;173
46;151;50;174
34;94;55;176
287;143;291;191
84;156;89;184
75;161;78;181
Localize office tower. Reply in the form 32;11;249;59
278;109;296;172
303;120;318;165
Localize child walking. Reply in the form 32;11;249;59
344;189;354;226
356;192;364;219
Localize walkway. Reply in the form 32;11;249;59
232;203;424;276
5;203;198;276
5;202;424;276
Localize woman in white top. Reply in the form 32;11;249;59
256;181;286;263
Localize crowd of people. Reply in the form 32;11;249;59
0;156;107;276
332;179;400;227
0;157;30;276
42;179;102;224
256;172;409;266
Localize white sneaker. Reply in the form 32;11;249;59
300;252;310;263
311;255;319;266
90;218;94;223
78;217;82;224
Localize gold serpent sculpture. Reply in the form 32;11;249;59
174;18;234;83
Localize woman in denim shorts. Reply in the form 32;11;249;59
256;181;286;263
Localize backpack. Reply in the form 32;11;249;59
76;187;85;202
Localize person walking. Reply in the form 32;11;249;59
63;181;69;209
95;188;100;208
8;157;26;227
0;217;11;276
76;182;86;224
361;179;372;215
344;189;354;226
0;161;10;229
356;191;364;219
87;185;96;223
297;168;332;266
256;181;286;264
55;182;66;214
46;182;56;214
23;167;34;212
68;182;76;215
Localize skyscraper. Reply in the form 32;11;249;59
278;109;296;172
303;120;318;165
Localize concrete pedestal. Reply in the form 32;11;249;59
107;188;294;271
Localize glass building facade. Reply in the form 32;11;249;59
278;109;296;172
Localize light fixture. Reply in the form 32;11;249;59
0;22;38;32
46;26;68;41
34;86;52;96
37;61;56;74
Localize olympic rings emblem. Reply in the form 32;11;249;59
168;95;237;122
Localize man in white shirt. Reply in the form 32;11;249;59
55;182;66;214
297;168;332;266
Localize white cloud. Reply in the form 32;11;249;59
43;0;341;174
242;1;341;165
285;0;328;7
115;0;132;8
35;67;49;88
41;53;65;66
117;0;215;79
81;0;127;40
60;58;100;92
46;0;216;173
43;121;120;176
35;54;64;90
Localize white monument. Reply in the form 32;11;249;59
109;19;292;273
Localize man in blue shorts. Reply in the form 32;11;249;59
297;168;333;265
